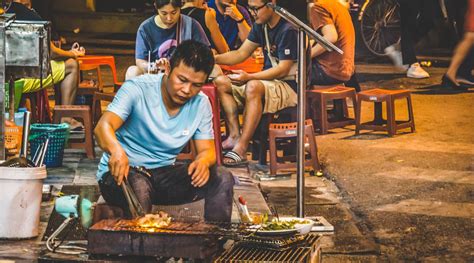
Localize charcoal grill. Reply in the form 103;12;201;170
88;219;225;259
88;219;322;262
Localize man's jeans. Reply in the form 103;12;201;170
98;163;235;222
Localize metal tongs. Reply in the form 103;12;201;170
121;177;145;219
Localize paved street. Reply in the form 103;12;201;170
260;61;474;261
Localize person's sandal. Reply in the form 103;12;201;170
223;151;248;167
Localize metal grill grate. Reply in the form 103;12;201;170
214;234;321;263
215;247;311;262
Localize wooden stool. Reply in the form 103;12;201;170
269;119;321;176
356;88;415;136
307;86;357;134
53;105;95;159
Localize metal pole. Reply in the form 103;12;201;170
267;3;342;218
296;29;307;218
0;16;6;160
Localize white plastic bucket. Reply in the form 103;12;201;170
0;166;47;239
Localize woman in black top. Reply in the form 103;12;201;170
182;0;229;54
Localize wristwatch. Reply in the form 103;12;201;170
236;17;245;23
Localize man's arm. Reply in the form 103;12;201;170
236;19;251;43
215;39;259;65
94;111;129;185
188;139;216;187
311;24;338;58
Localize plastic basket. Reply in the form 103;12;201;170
29;123;70;167
5;125;23;155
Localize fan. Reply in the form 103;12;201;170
46;195;93;255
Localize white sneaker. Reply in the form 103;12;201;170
406;63;430;79
384;45;408;70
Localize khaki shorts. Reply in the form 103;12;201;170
232;80;297;114
21;60;66;93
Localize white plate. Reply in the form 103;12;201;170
253;227;298;236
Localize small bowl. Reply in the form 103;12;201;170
294;220;315;234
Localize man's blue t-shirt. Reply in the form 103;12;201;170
136;15;210;61
208;0;252;50
96;74;214;180
247;19;298;90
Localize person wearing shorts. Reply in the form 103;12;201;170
6;0;83;128
214;0;298;166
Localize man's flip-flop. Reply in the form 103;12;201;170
223;151;248;167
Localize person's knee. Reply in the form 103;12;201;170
214;75;232;94
244;80;264;99
125;65;144;80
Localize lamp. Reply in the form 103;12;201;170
46;195;93;255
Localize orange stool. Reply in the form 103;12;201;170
77;56;122;90
307;86;358;134
356;89;415;136
268;119;321;176
53;105;95;159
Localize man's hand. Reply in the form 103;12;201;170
108;147;129;185
188;159;210;187
222;2;243;22
227;69;250;84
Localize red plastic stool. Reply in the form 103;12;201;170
53;105;95;159
268;119;321;176
307;86;357;134
356;88;415;136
